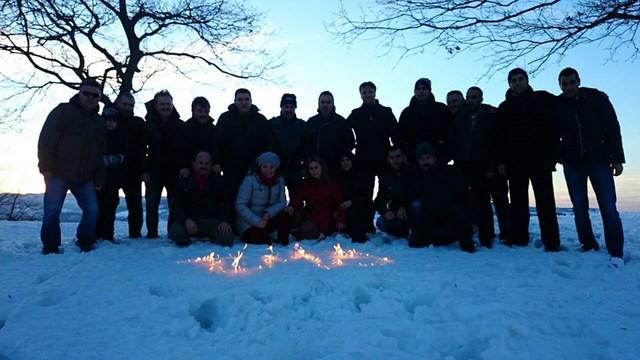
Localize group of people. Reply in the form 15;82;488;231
37;67;626;266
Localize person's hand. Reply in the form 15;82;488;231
336;222;346;232
340;200;352;209
141;172;150;183
185;218;199;235
285;206;295;215
179;168;190;178
612;163;624;176
256;218;268;229
497;164;506;177
397;206;407;220
218;222;232;235
384;211;395;221
212;164;222;175
262;212;271;221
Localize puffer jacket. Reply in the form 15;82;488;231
235;174;287;235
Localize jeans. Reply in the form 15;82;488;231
41;176;98;250
563;162;624;257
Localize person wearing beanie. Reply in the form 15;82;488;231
409;142;475;252
37;79;106;254
397;77;453;164
373;146;416;239
496;68;561;251
235;152;290;245
184;96;221;175
304;91;355;175
269;93;307;193
336;152;372;243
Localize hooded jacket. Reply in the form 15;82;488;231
347;100;398;173
144;99;189;174
37;94;107;186
305;111;355;171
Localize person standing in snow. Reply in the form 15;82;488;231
269;93;307;193
235;152;290;245
555;67;626;267
184;96;221;175
336;152;372;243
169;151;234;247
496;68;561;252
37;79;106;254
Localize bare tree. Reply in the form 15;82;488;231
0;0;279;123
332;0;640;75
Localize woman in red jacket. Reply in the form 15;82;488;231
288;156;346;240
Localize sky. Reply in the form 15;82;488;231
0;0;638;209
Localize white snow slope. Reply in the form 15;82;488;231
1;212;639;360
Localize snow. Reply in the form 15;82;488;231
1;209;639;359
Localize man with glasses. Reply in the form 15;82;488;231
38;79;107;254
555;67;626;268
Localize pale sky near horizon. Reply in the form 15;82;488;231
0;0;638;210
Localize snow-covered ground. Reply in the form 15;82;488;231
1;209;639;360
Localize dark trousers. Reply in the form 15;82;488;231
376;215;410;239
488;174;511;240
122;177;143;238
241;212;290;245
41;176;98;251
223;168;249;234
408;201;474;251
169;218;234;247
345;205;369;243
361;170;378;233
458;163;494;246
508;171;560;249
563;162;624;257
96;183;120;240
145;171;177;237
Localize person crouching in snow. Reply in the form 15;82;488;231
235;152;290;245
287;156;346;240
168;151;234;247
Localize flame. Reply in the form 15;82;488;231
231;244;248;273
290;243;330;270
331;243;393;267
260;245;282;269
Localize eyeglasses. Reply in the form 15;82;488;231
81;91;100;99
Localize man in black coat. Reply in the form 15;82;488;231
348;81;398;231
448;88;499;248
169;151;234;247
143;90;190;238
397;78;453;163
555;67;626;266
336;152;371;243
409;142;475;252
185;96;220;173
496;68;560;251
305;91;355;175
215;88;274;198
374;146;415;239
270;93;307;192
113;92;146;238
37;79;106;253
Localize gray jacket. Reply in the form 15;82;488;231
235;175;287;235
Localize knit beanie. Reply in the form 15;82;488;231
256;152;280;168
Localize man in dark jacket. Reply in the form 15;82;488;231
169;151;234;246
348;81;398;231
336;152;371;243
555;67;626;266
113;92;146;238
38;79;106;254
446;90;465;117
496;68;560;251
397;78;453;163
305;91;355;175
143;90;189;238
374;146;415;239
270;93;307;192
448;88;499;248
409;142;475;253
184;96;220;170
216;88;274;198
466;87;511;242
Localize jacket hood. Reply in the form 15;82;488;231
144;98;181;123
186;116;215;126
409;93;436;107
505;85;534;101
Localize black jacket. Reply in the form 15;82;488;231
555;87;625;165
496;86;558;175
347;101;398;173
412;163;470;214
171;173;231;224
185;116;219;164
305;111;355;171
448;104;498;170
374;165;416;215
269;115;307;173
337;165;372;209
103;125;130;187
216;104;274;174
37;95;107;186
397;94;453;162
117;112;146;179
144;100;189;174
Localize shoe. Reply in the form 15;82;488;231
580;242;600;252
609;257;624;269
146;233;159;239
42;246;61;255
75;241;94;252
461;244;476;253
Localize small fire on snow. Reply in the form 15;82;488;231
182;242;393;276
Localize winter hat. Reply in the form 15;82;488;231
414;78;432;90
102;106;120;121
415;142;435;158
280;93;297;107
507;68;528;83
256;152;280;168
